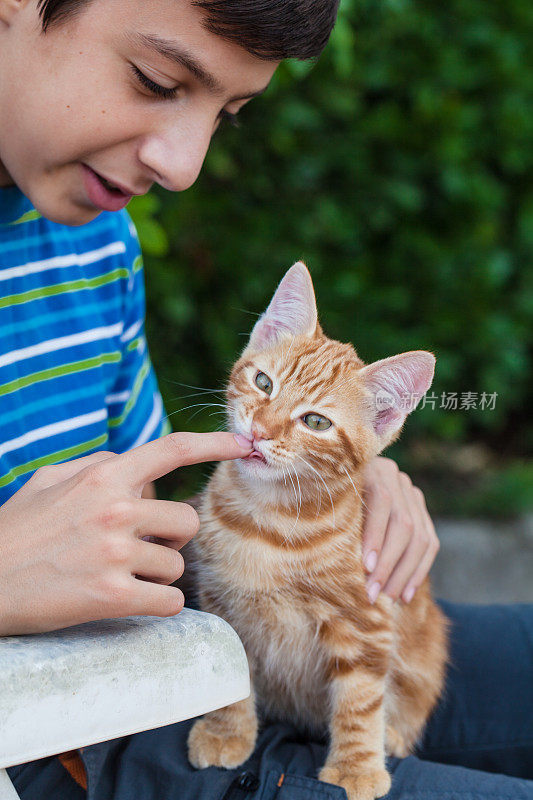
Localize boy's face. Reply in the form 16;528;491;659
0;0;278;225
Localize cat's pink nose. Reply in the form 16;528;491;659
251;423;269;443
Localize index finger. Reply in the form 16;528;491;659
111;432;252;490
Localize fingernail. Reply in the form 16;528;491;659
364;550;378;572
234;434;253;450
403;585;415;603
367;581;381;604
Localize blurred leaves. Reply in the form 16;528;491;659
128;194;168;257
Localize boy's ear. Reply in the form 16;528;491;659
359;350;435;452
246;261;319;351
0;0;31;26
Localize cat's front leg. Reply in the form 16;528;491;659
318;619;392;800
188;689;258;770
188;586;258;769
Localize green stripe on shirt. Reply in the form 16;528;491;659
108;356;150;428
0;351;122;397
0;268;129;310
0;433;109;488
8;209;42;226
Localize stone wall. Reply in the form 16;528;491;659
431;516;533;604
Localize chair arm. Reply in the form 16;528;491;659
0;609;249;769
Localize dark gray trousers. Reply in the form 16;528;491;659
9;601;533;799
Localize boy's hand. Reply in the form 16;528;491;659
362;457;440;605
0;432;252;636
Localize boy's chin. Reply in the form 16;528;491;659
23;172;104;226
48;207;101;226
38;195;102;226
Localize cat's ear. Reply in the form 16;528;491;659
359;351;435;449
247;262;318;351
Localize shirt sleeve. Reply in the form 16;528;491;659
105;211;171;454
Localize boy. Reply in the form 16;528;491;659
1;2;532;799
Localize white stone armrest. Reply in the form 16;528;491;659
0;609;249;770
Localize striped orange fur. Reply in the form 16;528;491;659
187;263;449;800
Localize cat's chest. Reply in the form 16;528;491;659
198;525;304;594
239;590;319;662
232;590;331;729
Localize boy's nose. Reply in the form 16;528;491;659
137;122;212;193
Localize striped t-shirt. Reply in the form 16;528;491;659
0;185;171;505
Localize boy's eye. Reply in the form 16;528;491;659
302;413;332;431
131;65;179;100
254;371;273;395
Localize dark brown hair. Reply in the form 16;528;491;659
37;0;339;60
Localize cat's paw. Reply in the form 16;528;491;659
385;725;410;758
319;765;391;800
187;718;256;770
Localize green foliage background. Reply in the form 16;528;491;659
129;0;533;516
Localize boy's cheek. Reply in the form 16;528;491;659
0;84;130;224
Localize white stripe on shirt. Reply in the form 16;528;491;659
0;323;124;369
130;393;163;449
0;409;107;459
121;319;143;343
0;241;126;282
106;391;131;405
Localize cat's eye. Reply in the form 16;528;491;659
255;371;273;395
302;413;332;431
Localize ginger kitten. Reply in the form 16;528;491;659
187;262;449;800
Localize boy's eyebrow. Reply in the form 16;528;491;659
132;32;270;101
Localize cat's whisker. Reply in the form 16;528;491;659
295;462;324;520
188;407;216;423
294;467;303;521
165;408;185;420
170;401;227;415
230;306;262;318
286;467;297;507
167;401;228;426
342;465;368;511
161;379;226;393
285;336;296;358
282;464;303;544
280;334;296;365
310;473;324;520
294;454;336;529
285;466;300;521
167;390;226;402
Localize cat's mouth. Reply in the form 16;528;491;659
247;449;267;464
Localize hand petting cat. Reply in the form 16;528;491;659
362;456;440;606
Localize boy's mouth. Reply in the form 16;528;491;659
81;164;133;212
